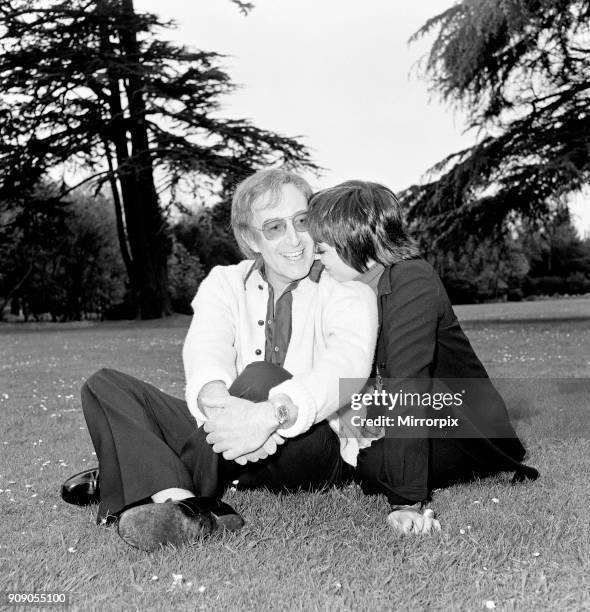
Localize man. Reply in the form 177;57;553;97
61;168;378;551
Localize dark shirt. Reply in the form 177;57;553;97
264;283;296;367
244;258;323;367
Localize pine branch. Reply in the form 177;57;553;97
229;0;255;16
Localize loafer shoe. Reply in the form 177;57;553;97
61;468;100;506
118;500;216;552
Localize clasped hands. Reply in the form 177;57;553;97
198;383;284;465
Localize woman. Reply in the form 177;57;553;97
308;180;538;534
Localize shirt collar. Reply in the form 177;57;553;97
376;264;392;295
308;259;324;283
243;257;323;288
243;256;264;287
354;262;385;294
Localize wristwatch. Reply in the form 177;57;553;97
270;396;290;427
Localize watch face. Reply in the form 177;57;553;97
277;404;289;425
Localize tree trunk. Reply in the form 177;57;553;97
103;137;133;280
107;0;171;319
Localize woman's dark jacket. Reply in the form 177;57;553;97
371;258;538;503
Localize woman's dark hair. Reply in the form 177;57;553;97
308;180;420;272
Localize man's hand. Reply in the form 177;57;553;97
203;396;276;460
387;508;441;535
197;380;230;417
233;433;286;466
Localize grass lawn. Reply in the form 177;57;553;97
1;298;589;611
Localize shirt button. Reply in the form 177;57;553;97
258;284;263;290
258;320;264;326
255;349;262;356
274;346;279;352
267;320;272;325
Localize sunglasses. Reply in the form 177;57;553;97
251;211;309;240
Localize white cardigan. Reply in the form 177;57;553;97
183;260;378;465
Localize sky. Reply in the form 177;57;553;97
136;0;590;236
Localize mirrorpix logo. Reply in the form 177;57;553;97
349;387;464;429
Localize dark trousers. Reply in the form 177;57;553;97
354;437;489;505
82;362;349;521
355;434;538;506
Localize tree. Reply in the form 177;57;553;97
172;206;241;273
430;233;530;303
520;209;590;294
167;241;205;315
0;0;318;318
403;0;590;249
0;186;126;321
0;192;69;321
425;210;590;303
169;203;242;313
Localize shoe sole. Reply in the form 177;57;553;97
118;504;214;552
174;498;245;532
213;512;245;531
